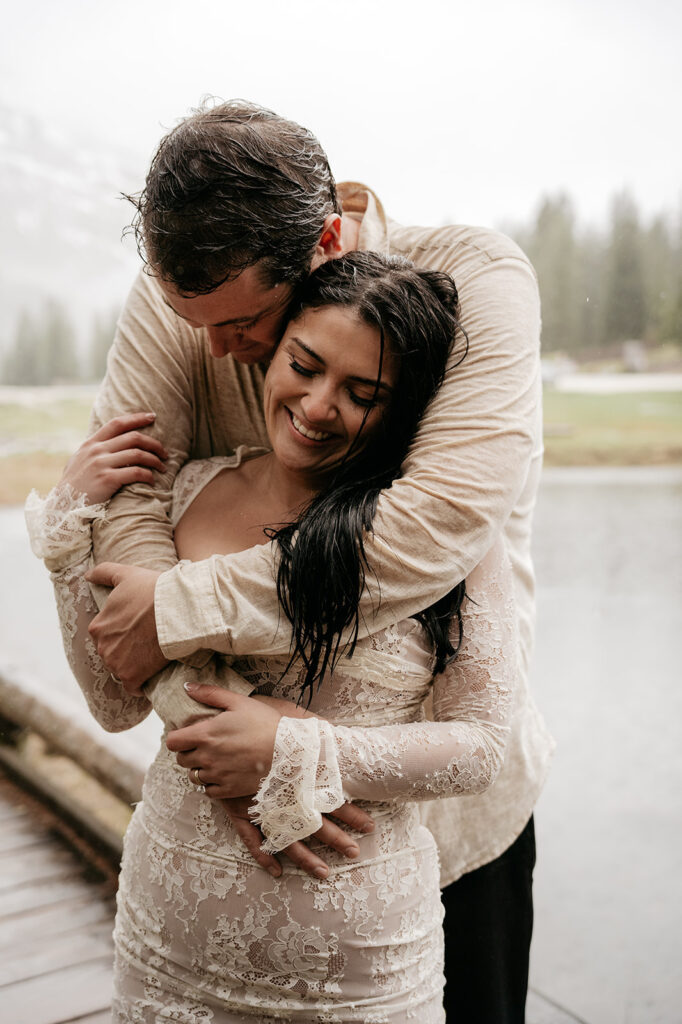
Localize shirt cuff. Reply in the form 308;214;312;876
155;559;227;659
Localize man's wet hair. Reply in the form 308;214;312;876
127;99;340;295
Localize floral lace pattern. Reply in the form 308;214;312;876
27;458;517;1022
250;541;515;854
25;486;151;732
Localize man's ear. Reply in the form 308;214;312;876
311;214;343;268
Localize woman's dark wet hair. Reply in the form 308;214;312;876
268;251;469;704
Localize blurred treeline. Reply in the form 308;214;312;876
2;189;682;385
513;191;682;358
2;306;119;386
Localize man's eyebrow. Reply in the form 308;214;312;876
162;299;269;327
290;338;394;392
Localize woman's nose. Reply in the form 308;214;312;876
301;382;337;423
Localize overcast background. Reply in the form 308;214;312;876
2;0;679;355
2;0;680;226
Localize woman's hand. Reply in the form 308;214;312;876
167;686;282;799
59;412;168;505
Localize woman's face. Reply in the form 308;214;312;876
263;304;398;486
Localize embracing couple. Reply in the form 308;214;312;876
27;100;553;1022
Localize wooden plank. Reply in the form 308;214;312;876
0;958;114;1024
0;815;49;841
0;923;113;985
0;829;54;854
0;800;29;823
0;895;113;948
0;843;81;889
0;875;96;918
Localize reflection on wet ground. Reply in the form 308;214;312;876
530;468;682;1024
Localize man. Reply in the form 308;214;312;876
86;100;553;1022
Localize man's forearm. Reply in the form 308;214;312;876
87;271;252;727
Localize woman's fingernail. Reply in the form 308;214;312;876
267;866;281;878
183;681;198;692
361;822;375;834
313;866;328;879
145;412;156;419
344;845;359;859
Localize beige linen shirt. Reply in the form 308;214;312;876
91;183;554;884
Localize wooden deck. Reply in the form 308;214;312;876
0;768;117;1024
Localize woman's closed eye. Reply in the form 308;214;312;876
290;359;380;409
289;358;316;378
348;390;379;409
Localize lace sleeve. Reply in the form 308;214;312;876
25;488;151;733
251;536;516;853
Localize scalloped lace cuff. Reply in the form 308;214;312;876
250;717;345;854
25;485;107;571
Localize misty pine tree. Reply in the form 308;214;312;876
1;311;42;384
38;299;79;383
603;192;647;345
89;309;119;381
523;194;580;353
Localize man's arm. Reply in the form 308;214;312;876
87;272;248;725
156;251;541;659
90;271;196;569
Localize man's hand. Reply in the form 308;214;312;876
221;795;375;881
85;562;169;692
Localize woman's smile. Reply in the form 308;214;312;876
263;305;397;488
286;408;334;443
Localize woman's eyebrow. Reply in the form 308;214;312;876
290;338;393;393
291;338;325;363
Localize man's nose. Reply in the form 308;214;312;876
206;325;241;358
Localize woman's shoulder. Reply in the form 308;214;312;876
171;446;268;527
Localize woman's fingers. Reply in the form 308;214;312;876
90;412;157;442
105;430;168;460
107;448;166;472
173;749;200;768
59;415;168;504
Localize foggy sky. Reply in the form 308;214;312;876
2;0;680;230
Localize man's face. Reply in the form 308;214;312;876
158;263;294;364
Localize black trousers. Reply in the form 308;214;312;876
441;816;536;1024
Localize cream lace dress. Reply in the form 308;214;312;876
25;451;518;1023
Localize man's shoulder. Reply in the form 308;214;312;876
387;218;533;283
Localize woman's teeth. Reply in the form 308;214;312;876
291;412;332;442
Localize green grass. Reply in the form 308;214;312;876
0;396;93;443
542;390;682;465
1;387;680;505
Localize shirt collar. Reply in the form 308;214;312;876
337;182;389;255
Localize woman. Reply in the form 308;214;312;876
26;252;517;1022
